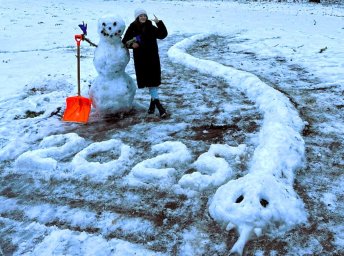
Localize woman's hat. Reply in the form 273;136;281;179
135;8;147;19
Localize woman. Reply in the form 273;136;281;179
122;8;168;118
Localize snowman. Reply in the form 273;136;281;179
89;15;136;115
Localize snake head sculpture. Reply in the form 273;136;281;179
209;173;307;255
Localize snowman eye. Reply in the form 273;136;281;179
235;195;244;203
113;22;117;26
260;198;269;208
102;22;106;26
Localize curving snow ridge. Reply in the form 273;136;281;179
71;139;133;182
15;133;87;172
178;144;246;191
125;141;192;188
168;34;307;255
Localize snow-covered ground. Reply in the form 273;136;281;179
0;0;343;255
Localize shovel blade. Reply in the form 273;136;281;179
62;96;92;123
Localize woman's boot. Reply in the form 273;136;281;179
148;98;155;114
154;99;167;118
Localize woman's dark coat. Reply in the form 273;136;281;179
122;19;168;88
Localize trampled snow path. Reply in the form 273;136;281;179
1;33;307;255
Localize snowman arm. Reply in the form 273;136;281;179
83;36;98;47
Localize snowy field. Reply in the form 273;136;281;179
0;0;343;255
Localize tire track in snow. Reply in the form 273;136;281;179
0;173;195;253
0;196;160;249
0;216;166;256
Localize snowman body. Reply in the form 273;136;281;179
89;15;136;115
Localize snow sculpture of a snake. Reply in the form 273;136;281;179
168;33;307;255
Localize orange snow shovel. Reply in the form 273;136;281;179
62;34;92;123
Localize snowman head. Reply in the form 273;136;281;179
97;15;125;43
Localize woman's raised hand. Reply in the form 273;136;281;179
152;14;159;24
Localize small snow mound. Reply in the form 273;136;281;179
0;139;30;162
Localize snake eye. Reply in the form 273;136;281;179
235;195;244;203
102;22;106;26
260;198;269;208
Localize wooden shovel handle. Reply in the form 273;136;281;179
75;35;82;96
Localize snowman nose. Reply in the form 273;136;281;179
108;27;112;30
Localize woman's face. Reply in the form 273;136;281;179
138;14;147;23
